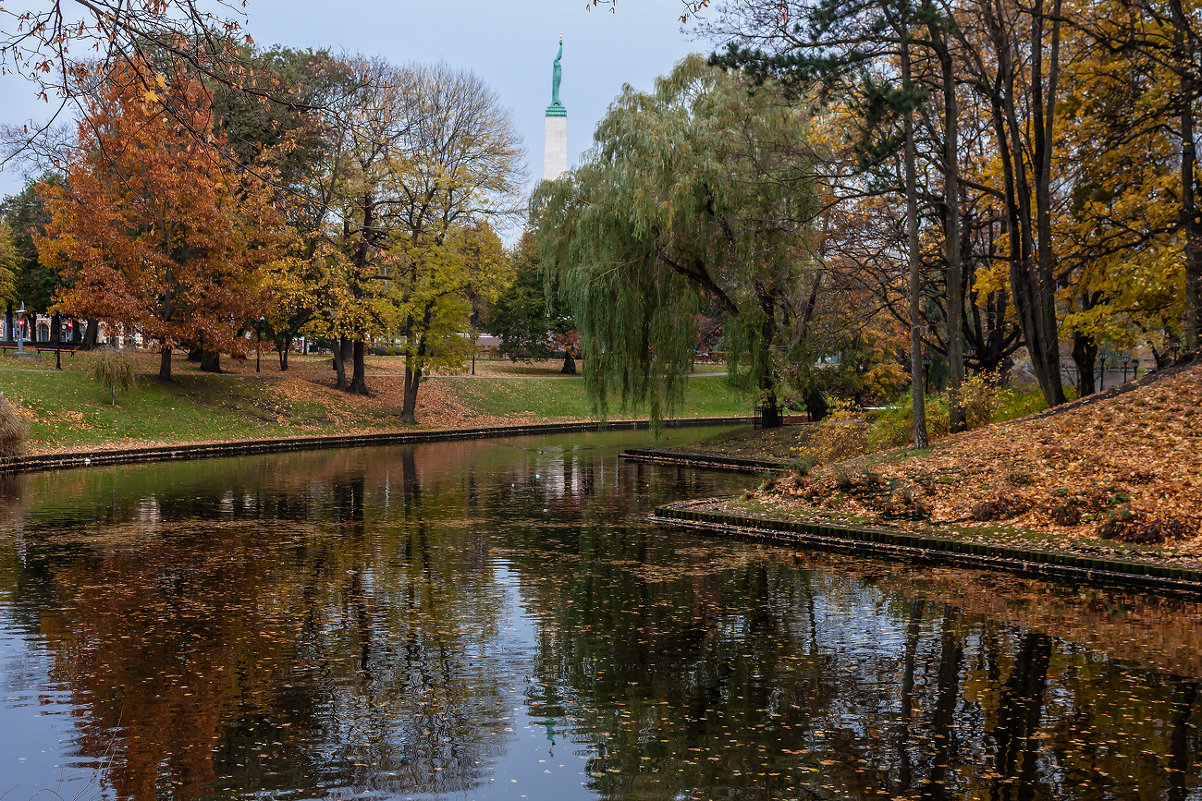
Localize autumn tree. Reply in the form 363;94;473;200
38;63;281;381
213;47;359;369
712;0;949;443
383;63;523;421
0;175;79;343
391;222;510;421
314;60;522;411
0;1;275;172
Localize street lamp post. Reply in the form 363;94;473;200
53;312;62;370
1122;354;1129;383
255;317;267;373
15;304;27;357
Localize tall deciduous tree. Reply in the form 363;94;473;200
316;60;522;411
38;64;281;381
385;62;524;421
533;55;818;427
213;47;358;369
392;222;510;422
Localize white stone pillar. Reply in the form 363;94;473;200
544;113;567;181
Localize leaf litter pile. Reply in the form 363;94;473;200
746;362;1202;563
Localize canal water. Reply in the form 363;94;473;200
0;427;1199;801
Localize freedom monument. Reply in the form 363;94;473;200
544;35;567;180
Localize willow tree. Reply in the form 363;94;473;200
531;55;818;426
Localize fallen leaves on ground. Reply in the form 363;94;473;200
757;363;1202;556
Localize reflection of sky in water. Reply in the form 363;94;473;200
0;625;111;799
0;427;1198;801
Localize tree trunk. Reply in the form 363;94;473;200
561;350;577;375
981;0;1066;408
1071;331;1097;396
902;32;929;449
81;318;100;349
1030;0;1067;406
277;336;291;371
347;339;369;396
158;346;173;381
199;350;222;373
4;302;11;342
334;336;350;389
803;388;829;423
935;29;966;432
755;289;782;429
400;359;423;424
1173;10;1202;349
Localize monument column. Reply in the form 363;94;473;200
544;35;567;181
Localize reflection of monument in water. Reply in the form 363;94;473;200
544;34;567;180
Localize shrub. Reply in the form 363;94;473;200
831;465;886;496
0;393;28;458
866;391;950;451
993;384;1078;423
799;398;866;465
92;348;137;405
882;484;931;520
957;372;1011;429
1098;509;1191;544
971;493;1032;521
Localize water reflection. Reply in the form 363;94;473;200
0;428;1198;801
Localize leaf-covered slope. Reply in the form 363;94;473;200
768;363;1202;546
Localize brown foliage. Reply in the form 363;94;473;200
767;363;1202;547
38;62;281;378
970;493;1033;522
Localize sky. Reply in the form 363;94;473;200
0;0;715;206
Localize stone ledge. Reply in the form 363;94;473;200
620;447;788;474
651;501;1202;595
0;416;756;476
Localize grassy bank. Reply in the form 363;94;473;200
703;362;1202;565
0;351;751;454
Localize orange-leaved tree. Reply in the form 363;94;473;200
38;63;281;381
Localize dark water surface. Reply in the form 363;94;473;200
1;427;1200;801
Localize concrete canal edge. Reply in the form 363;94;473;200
0;416;756;476
620;447;789;474
650;501;1202;595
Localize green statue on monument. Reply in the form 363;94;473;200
547;34;565;116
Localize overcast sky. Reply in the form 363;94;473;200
0;0;713;207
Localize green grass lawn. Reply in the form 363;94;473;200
0;356;752;454
4;370;348;449
441;373;752;420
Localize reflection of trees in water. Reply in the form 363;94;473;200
0;448;523;801
501;495;1202;801
3;437;1202;801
